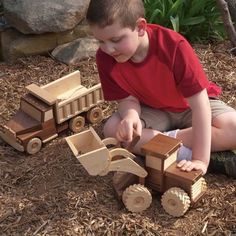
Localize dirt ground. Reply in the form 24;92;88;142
0;42;235;236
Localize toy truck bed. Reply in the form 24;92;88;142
26;71;104;124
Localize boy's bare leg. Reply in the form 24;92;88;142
176;112;236;151
104;111;236;152
175;112;236;178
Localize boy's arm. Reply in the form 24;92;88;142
178;89;211;174
116;95;142;142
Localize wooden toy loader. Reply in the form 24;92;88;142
0;71;104;154
65;127;147;178
65;127;207;217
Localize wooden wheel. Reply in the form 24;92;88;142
69;116;85;133
112;171;138;198
86;107;103;124
201;178;207;192
26;138;42;154
122;184;152;212
161;187;191;217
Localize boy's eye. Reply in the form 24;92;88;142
97;36;122;45
111;37;121;43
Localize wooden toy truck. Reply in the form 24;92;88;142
65;127;207;217
0;71;104;154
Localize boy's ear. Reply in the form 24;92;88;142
136;18;147;36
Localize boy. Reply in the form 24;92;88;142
86;0;236;177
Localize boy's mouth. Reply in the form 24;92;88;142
111;51;122;57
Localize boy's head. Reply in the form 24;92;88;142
86;0;145;30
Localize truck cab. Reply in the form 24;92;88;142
0;93;58;154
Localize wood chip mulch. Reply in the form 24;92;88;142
0;42;235;236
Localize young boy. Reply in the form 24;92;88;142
86;0;236;177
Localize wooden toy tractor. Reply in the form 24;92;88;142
65;127;207;217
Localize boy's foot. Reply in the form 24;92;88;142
209;151;236;178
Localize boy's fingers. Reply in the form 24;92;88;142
116;125;132;142
177;160;196;172
177;160;187;167
135;121;142;137
181;161;193;171
177;159;207;174
185;164;195;171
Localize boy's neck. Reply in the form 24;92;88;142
131;31;149;63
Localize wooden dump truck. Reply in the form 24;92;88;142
0;71;104;154
65;127;207;217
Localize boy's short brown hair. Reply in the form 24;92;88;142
86;0;145;30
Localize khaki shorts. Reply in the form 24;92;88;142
140;99;236;132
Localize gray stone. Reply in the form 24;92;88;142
51;38;99;65
0;25;92;61
3;0;90;34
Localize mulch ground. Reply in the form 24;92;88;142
0;42;235;236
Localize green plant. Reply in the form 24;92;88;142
144;0;226;43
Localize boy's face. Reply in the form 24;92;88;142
90;21;144;63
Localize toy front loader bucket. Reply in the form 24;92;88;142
65;128;110;176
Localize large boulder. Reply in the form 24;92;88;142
3;0;90;34
51;38;98;65
0;24;92;61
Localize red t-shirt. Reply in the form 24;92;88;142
96;24;221;112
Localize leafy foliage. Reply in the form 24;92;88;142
144;0;226;42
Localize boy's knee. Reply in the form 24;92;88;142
103;120;114;138
103;113;121;138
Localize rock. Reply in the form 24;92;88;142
3;0;90;34
0;25;92;61
227;0;236;23
51;37;99;65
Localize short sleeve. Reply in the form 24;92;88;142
173;40;209;98
96;49;129;101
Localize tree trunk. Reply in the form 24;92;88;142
216;0;236;55
227;0;236;23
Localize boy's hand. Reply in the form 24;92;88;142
116;114;142;143
177;159;208;175
116;95;142;143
